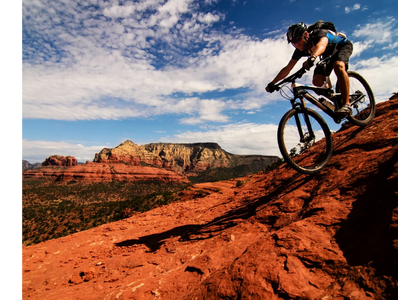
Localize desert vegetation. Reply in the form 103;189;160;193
22;159;283;246
22;179;190;246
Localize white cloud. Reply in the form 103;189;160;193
352;18;396;44
22;139;107;163
345;3;361;14
23;0;294;124
198;12;221;24
161;123;281;156
169;98;230;125
350;55;398;102
382;41;398;50
23;0;235;121
350;18;398;69
22;0;398;146
351;41;373;57
103;4;137;19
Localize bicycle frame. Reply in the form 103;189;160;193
291;84;341;123
289;83;367;125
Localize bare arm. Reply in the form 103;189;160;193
310;36;328;58
271;59;298;84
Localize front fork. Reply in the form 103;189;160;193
292;97;315;143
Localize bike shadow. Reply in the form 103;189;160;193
115;171;312;252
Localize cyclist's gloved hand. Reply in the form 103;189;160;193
266;82;276;93
303;56;316;70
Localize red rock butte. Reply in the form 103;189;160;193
42;155;78;167
22;98;398;299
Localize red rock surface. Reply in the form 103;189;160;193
42;155;78;167
22;99;398;299
23;163;189;184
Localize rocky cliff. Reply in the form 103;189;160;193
94;141;279;180
22;160;41;170
24;143;278;183
22;98;398;299
42;155;78;167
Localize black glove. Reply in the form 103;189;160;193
266;82;277;93
303;56;316;70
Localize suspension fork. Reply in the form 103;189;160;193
292;97;315;142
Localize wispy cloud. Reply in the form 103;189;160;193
162;122;280;155
23;0;293;122
345;3;361;14
22;139;108;163
352;17;397;44
350;55;398;102
22;1;398;163
344;3;368;13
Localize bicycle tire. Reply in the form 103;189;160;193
277;108;333;174
336;71;376;126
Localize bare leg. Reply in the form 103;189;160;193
313;74;332;89
334;61;350;105
313;74;325;87
325;76;332;89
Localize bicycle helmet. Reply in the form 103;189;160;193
286;22;307;43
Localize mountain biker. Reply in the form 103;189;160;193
266;22;354;117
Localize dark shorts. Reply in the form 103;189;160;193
314;40;354;77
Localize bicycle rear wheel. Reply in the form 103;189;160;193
337;71;376;126
277;108;333;174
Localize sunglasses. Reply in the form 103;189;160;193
291;36;303;45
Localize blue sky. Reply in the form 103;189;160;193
20;0;398;163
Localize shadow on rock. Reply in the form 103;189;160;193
115;172;312;252
334;146;398;280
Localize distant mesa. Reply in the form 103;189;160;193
23;143;279;183
24;140;279;182
93;140;280;181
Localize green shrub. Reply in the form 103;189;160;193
22;180;191;245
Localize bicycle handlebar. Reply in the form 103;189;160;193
273;55;333;91
275;67;306;89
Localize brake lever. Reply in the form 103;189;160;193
296;67;306;79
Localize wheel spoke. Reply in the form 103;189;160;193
278;108;333;174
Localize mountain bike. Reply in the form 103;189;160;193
273;57;376;174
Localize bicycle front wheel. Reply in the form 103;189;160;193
277;108;333;174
